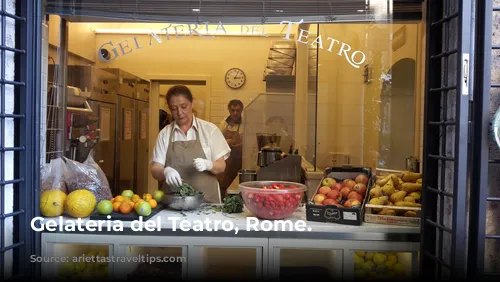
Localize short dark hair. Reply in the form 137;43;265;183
166;85;193;104
227;99;244;110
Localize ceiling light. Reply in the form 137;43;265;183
192;8;200;12
357;9;365;12
274;10;283;13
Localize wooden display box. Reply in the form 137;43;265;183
363;168;422;227
305;166;373;226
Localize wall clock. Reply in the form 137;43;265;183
225;68;246;89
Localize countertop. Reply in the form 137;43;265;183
36;204;421;241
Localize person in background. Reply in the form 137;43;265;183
159;109;172;131
150;85;231;204
218;99;244;197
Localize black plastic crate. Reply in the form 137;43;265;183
305;165;374;226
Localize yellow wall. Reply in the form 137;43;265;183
48;15;96;63
93;30;286;125
315;23;422;171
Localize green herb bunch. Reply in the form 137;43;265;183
222;194;244;213
174;183;202;197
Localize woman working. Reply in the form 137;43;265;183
150;85;231;203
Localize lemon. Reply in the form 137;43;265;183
362;261;375;272
355;251;366;257
393;262;405;275
376;264;388;273
387;253;398;264
385;260;395;270
354;255;365;268
365;252;374;260
373;253;388;265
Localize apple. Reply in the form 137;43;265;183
314;202;324;206
322;198;338;206
313;194;326;203
343;179;356;189
322;177;336;187
344;199;361;208
340;186;352;199
121;190;134;198
318;186;332;195
353;183;367;196
355;174;369;185
333;203;344;208
348;191;363;202
331;183;342;191
326;189;342;202
153;190;165;202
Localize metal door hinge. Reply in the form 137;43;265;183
462;53;469;95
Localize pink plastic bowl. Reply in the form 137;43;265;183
238;181;307;220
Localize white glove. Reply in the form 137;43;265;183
193;158;213;172
164;166;182;187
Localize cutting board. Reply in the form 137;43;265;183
89;204;165;221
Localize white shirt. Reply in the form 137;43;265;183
150;115;231;166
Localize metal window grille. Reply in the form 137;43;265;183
468;0;500;279
421;0;471;279
0;0;41;279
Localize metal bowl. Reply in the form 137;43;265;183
162;192;204;211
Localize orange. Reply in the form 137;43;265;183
119;203;133;214
143;193;152;201
131;194;141;202
148;199;157;209
111;197;115;203
112;202;121;212
114;195;125;202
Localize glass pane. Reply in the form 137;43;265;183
353;250;415;280
47;243;110;280
199;247;258;280
120;246;185;279
279;249;341;279
316;23;421;172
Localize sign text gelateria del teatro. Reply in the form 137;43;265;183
98;19;366;69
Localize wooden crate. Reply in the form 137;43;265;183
363;168;422;227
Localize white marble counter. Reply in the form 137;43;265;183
35;204;420;239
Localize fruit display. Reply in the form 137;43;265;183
365;171;422;218
65;189;97;218
239;181;307;220
58;249;109;279
105;190;161;217
310;173;369;209
354;251;410;279
40;189;67;217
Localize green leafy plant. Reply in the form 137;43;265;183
222;194;244;213
174;183;202;197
